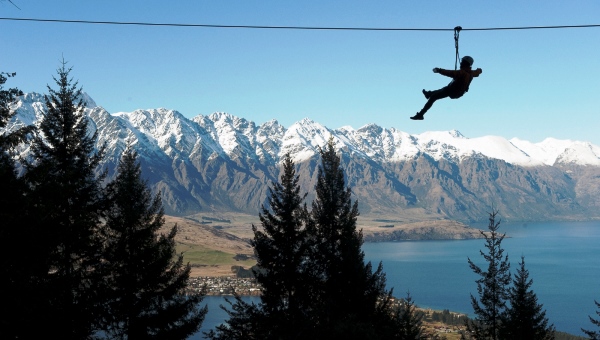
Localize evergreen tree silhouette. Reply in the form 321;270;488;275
464;211;511;340
102;149;206;339
251;153;313;337
205;295;262;340
208;140;399;339
207;153;312;339
583;300;600;340
0;72;37;338
500;256;555;340
393;292;424;339
308;136;395;339
0;71;29;146
23;61;107;338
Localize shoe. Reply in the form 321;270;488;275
410;113;424;120
422;89;431;99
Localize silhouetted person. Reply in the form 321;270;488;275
411;56;482;120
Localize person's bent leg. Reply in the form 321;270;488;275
415;87;450;118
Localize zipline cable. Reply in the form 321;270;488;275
1;17;600;31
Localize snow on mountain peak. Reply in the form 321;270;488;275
208;111;232;121
280;118;334;162
338;125;355;133
6;93;600;168
79;92;97;108
511;138;600;166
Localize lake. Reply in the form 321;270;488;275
194;221;600;337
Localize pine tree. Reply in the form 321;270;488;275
0;72;38;338
0;72;30;147
464;211;511;340
583;301;600;340
208;139;397;339
102;149;206;339
23;61;107;338
207;154;312;339
500;256;555;340
393;292;424;339
0;71;30;230
308;136;395;339
205;296;263;340
252;153;312;336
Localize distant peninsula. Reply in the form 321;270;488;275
361;220;485;242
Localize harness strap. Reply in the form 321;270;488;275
454;26;462;70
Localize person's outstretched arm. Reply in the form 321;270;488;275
434;68;460;78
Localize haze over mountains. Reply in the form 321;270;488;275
7;92;600;222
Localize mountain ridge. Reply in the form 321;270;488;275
6;92;600;222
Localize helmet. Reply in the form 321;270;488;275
461;56;474;67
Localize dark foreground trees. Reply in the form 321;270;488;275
0;72;29;146
393;292;424;339
206;153;311;339
583;301;600;339
0;71;36;337
23;61;107;338
249;153;312;336
0;63;205;338
500;256;555;340
209;139;403;339
464;211;555;340
308;137;396;339
465;211;511;340
101;149;206;339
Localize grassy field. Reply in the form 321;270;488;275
176;242;255;267
164;213;485;276
175;242;256;277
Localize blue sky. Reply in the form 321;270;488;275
1;0;599;145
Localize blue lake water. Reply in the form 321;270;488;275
194;221;600;337
363;221;600;336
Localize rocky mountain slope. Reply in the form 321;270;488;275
6;93;600;222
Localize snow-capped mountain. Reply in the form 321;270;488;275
5;93;600;222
